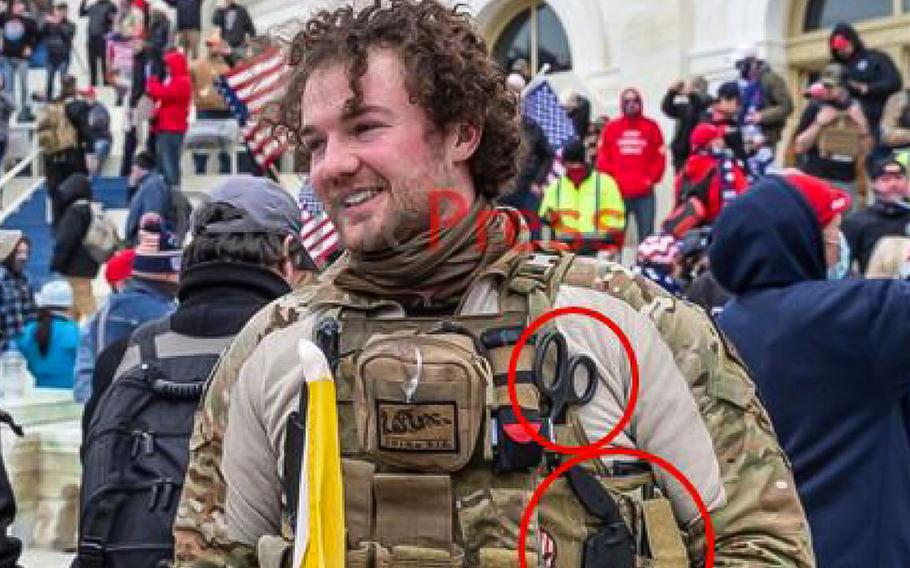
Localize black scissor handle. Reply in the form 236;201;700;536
566;354;599;405
533;329;569;397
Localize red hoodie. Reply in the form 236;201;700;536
595;88;667;199
146;50;192;134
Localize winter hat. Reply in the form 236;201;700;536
561;139;587;164
104;248;135;288
784;172;851;227
0;230;22;261
636;235;680;268
690;123;723;152
36;280;74;310
132;213;182;282
136;151;156;171
870;157;907;180
716;81;741;101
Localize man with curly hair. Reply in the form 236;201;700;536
172;2;814;567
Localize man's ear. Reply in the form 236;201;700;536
450;122;482;163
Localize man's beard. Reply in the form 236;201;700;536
332;173;448;254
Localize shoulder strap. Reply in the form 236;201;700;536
129;316;172;363
505;251;576;329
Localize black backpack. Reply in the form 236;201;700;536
76;318;234;568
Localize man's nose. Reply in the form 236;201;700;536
317;137;360;182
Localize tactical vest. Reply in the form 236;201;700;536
285;250;689;568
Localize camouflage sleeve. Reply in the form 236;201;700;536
583;262;815;567
173;297;304;568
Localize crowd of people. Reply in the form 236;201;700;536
0;0;909;567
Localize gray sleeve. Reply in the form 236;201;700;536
222;319;315;545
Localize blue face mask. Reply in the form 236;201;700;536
827;231;851;280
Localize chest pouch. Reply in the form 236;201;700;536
354;327;492;473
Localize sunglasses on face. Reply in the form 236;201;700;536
623;98;641;104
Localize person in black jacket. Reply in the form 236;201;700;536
83;176;313;434
212;0;255;63
164;0;203;60
842;156;910;274
41;2;76;101
662;76;711;171
829;22;902;166
50;173;100;321
78;0;117;87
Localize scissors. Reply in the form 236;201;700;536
533;329;599;425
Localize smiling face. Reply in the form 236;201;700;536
300;49;479;253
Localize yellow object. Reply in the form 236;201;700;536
295;340;345;568
538;172;625;239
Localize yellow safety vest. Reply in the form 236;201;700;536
538;172;625;240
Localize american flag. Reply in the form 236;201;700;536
298;182;340;269
215;46;292;172
522;79;577;150
522;79;574;186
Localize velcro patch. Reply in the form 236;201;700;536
377;401;459;453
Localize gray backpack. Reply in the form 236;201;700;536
76;318;234;568
75;200;121;263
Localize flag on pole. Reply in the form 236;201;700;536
293;340;344;568
298;182;340;269
521;79;577;150
215;46;292;172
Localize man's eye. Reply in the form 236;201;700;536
353;123;383;136
303;139;325;154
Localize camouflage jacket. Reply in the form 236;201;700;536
172;255;815;567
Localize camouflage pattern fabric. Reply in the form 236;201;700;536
173;254;815;568
567;257;815;567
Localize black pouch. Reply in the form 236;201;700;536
493;405;548;473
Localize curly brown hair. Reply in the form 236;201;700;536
273;0;522;200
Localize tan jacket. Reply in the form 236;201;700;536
190;56;230;112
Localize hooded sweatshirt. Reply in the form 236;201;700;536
596;88;666;199
829;22;901;134
710;175;910;568
146;50;192;133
